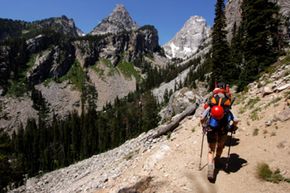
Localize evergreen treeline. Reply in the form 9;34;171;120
0;88;159;191
209;0;282;90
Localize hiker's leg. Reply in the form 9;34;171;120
207;131;217;165
216;133;227;158
207;132;217;180
208;143;216;165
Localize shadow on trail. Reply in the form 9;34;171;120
225;136;240;147
208;153;248;184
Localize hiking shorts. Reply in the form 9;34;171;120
207;130;227;144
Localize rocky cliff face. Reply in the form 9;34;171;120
225;0;290;42
75;26;159;67
90;4;138;36
225;0;243;41
163;16;210;59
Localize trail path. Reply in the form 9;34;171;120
96;88;290;193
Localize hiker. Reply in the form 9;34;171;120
200;82;238;180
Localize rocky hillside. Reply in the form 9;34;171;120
163;16;210;59
10;54;290;193
90;4;138;36
0;6;166;133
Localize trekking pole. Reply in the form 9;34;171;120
225;131;233;171
199;131;205;171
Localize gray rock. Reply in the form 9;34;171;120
274;108;290;122
262;86;274;97
265;120;272;127
276;83;290;92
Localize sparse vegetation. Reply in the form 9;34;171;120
250;111;259;121
269;97;282;106
239;107;246;114
124;149;139;161
6;79;29;97
117;60;141;81
58;60;86;91
247;97;260;109
6;54;38;97
280;53;290;65
250;107;261;121
92;64;105;77
253;128;259;136
284;91;290;99
256;162;290;183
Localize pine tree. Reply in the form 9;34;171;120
229;22;243;82
238;0;280;89
211;0;231;87
141;92;160;132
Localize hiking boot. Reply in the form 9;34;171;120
207;164;214;180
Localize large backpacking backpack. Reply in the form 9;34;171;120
207;85;233;130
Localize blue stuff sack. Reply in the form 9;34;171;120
209;117;219;129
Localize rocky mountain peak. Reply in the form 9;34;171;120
33;15;83;37
163;15;210;59
90;4;138;35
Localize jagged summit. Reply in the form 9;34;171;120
163;15;210;59
33;15;84;37
90;4;138;35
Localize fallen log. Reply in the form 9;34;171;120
151;103;199;139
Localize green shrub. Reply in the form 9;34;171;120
59;60;86;91
6;79;28;97
256;162;290;183
117;60;141;81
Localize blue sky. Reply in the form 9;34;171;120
0;0;216;45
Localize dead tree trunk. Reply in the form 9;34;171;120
151;103;199;139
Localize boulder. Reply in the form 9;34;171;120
262;86;273;97
273;108;290;122
276;83;290;92
160;87;196;122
